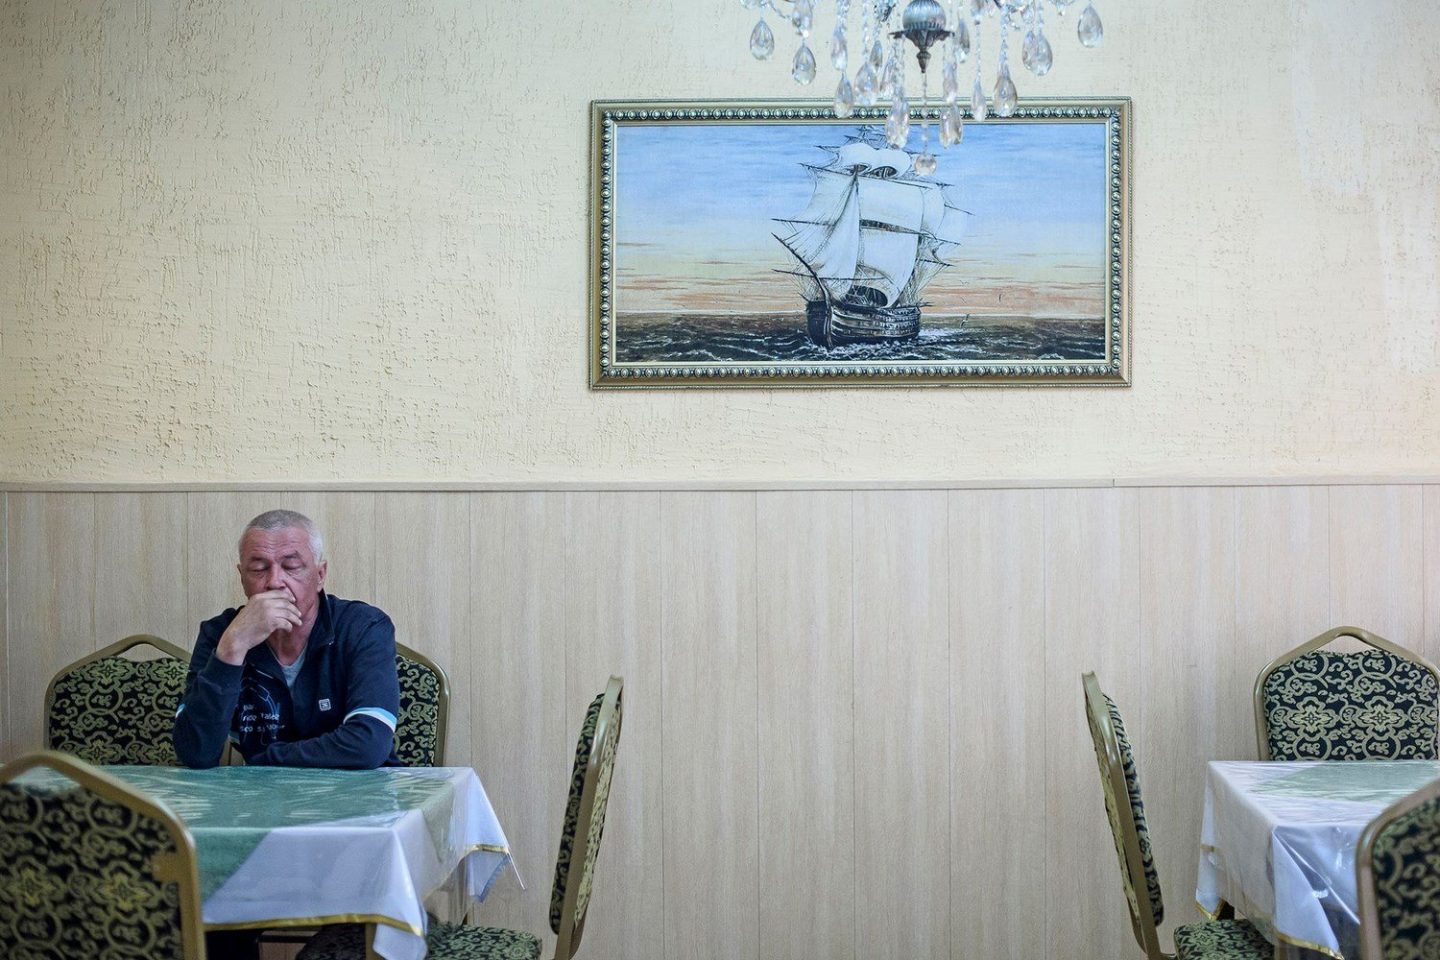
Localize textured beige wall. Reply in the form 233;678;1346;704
1;1;1437;483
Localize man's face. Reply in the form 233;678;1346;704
237;526;328;626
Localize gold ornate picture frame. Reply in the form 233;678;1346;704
590;98;1131;388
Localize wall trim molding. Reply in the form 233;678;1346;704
2;474;1439;493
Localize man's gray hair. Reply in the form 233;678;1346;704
239;509;326;563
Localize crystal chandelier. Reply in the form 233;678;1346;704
743;0;1105;175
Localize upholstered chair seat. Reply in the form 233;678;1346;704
1171;919;1274;960
290;921;541;960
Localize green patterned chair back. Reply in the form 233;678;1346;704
0;750;207;960
1083;672;1167;960
549;676;624;960
1255;626;1440;761
393;644;449;767
45;635;190;766
1357;775;1440;960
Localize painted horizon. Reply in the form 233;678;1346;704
592;101;1130;386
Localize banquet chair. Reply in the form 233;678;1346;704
46;634;190;766
394;643;450;766
0;749;207;960
296;675;625;960
1083;673;1271;960
1254;626;1440;761
1357;774;1440;960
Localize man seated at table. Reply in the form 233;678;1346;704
174;508;401;769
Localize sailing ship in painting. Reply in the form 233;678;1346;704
775;136;968;348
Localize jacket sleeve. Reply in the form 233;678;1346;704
173;625;244;769
247;614;400;769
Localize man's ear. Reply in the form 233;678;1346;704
317;560;328;592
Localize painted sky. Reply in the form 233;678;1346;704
614;118;1109;317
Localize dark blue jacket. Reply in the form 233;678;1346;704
174;593;401;769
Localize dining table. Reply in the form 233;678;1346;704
1196;759;1440;960
20;764;514;960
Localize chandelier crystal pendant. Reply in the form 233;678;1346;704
743;0;1106;175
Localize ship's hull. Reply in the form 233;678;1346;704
806;299;921;347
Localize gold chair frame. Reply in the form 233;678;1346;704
1355;773;1440;960
395;642;451;766
0;749;208;960
1252;625;1440;760
1084;671;1170;959
44;633;190;756
554;674;624;960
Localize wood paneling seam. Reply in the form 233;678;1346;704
1040;489;1050;955
657;492;667;958
840;492;852;955
1042;490;1052;959
1326;487;1335;626
751;490;761;960
944;492;954;959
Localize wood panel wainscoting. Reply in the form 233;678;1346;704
3;482;1439;960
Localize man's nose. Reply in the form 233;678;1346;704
264;567;285;589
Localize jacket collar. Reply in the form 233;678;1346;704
308;591;337;649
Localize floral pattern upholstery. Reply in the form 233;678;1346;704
551;691;614;936
1367;790;1440;960
296;921;541;960
1089;693;1165;927
1172;919;1272;959
571;690;619;940
1263;649;1439;761
48;656;188;766
0;775;187;958
394;652;443;767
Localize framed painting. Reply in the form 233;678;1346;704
589;98;1131;388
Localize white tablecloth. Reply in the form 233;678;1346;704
1197;760;1440;959
97;766;513;960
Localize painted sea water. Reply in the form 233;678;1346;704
615;312;1105;363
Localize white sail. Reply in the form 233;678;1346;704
857;176;928;233
935;204;967;246
811;183;860;300
856;226;920;306
832;141;914;177
779;177;860;302
918;187;942;235
784;167;854;227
